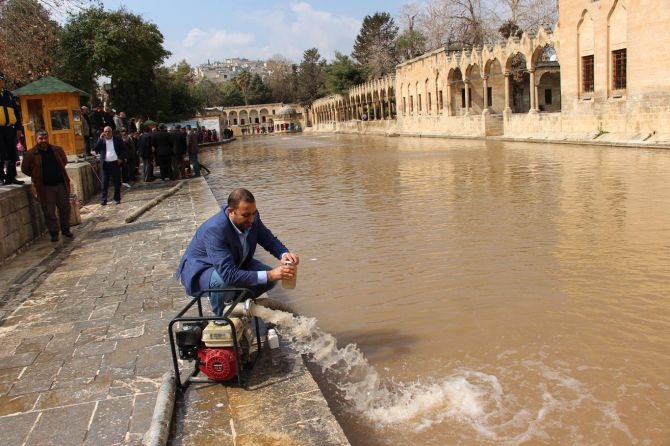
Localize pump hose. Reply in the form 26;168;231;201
254;296;297;316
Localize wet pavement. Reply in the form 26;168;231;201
0;170;348;445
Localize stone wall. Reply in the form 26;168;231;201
0;161;99;264
0;186;45;263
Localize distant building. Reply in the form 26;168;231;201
194;58;272;83
310;0;670;146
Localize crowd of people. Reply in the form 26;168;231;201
1;79;232;241
76;104;229;205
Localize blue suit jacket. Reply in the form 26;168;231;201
176;206;289;296
93;135;128;164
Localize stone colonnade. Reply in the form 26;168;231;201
200;103;304;135
310;28;560;137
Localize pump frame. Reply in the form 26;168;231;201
168;287;263;389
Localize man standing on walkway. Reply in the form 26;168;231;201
176;188;299;315
172;124;187;179
94;125;127;205
137;125;155;182
153;124;173;180
81;106;93;156
185;124;201;177
0;72;25;186
21;130;74;242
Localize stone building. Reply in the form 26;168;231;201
309;0;670;146
194;58;271;83
556;0;670;142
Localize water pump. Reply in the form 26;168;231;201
169;289;263;387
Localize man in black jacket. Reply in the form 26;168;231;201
0;72;25;185
172;124;187;179
152;125;173;180
137;126;155;182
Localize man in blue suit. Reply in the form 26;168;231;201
94;125;127;205
176;188;299;315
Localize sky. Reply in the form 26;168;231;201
100;0;410;67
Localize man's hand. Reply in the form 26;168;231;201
268;262;296;282
280;252;300;266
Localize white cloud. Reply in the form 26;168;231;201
166;1;361;66
168;28;257;64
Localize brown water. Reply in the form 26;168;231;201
201;134;670;445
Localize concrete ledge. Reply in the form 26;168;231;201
0;160;100;264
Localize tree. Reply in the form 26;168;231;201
414;0;558;51
56;7;170;108
296;48;327;106
266;54;297;103
247;73;272;105
0;0;61;87
352;12;399;81
193;78;224;108
219;80;244;107
396;2;427;60
325;52;365;95
498;20;523;39
232;71;253;106
494;0;557;34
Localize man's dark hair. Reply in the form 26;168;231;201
228;188;255;209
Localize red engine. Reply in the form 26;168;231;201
197;347;239;381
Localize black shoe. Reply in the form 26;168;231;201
114;200;121;205
62;230;74;239
7;179;25;185
101;200;107;206
50;234;59;242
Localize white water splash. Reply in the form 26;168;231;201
251;306;633;444
252;306;495;423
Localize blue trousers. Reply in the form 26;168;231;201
208;259;276;316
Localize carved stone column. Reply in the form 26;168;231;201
504;71;512;115
482;75;490;116
529;68;538;114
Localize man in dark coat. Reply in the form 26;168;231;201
0;72;25;185
21;130;73;241
81;106;93;156
137;126;155;182
172;124;187;179
152;124;173;180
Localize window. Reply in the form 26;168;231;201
402;97;407;114
438;90;443;110
418;94;422;112
582;55;594;93
410;95;414;112
50;110;70;131
487;87;493;108
612;49;626;90
427;92;432;111
545;89;553;105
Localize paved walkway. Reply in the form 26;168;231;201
0;170;348;445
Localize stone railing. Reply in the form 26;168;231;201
0;160;100;263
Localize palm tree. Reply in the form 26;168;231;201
233;71;252;106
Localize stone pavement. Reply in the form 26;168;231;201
0;171;349;445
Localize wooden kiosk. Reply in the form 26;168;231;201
13;76;90;156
